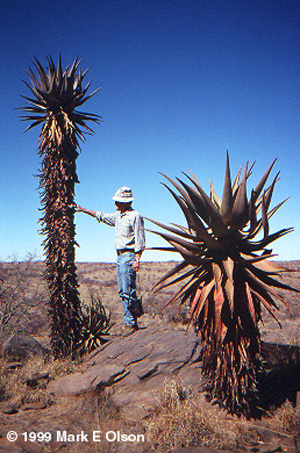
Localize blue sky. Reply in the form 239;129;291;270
1;0;299;262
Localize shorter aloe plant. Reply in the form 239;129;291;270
77;296;111;354
148;153;299;416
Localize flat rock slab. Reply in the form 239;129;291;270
48;324;203;417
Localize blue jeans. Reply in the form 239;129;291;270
116;251;137;326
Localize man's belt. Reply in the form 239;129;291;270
116;249;135;256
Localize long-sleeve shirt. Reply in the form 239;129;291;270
95;208;145;253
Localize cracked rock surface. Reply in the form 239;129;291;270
47;324;204;418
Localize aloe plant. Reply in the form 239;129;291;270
20;56;101;357
77;296;111;353
148;153;299;416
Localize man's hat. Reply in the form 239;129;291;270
112;186;134;203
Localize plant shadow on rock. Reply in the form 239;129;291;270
202;340;300;419
253;341;300;417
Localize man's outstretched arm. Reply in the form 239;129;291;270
76;204;116;226
76;204;97;218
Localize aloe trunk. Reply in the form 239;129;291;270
20;56;101;357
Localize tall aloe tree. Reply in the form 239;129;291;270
148;153;299;416
20;56;101;357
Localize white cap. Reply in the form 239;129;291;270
112;186;134;203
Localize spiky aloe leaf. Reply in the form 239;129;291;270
149;155;299;417
231;164;249;230
221;151;234;224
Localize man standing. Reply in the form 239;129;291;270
76;187;145;333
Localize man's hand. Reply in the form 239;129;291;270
75;205;97;218
133;251;143;271
75;204;83;212
133;259;140;271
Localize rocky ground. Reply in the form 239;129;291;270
0;260;300;452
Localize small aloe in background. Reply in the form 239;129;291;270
77;296;111;354
148;153;299;416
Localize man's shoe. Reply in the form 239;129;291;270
120;324;139;336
